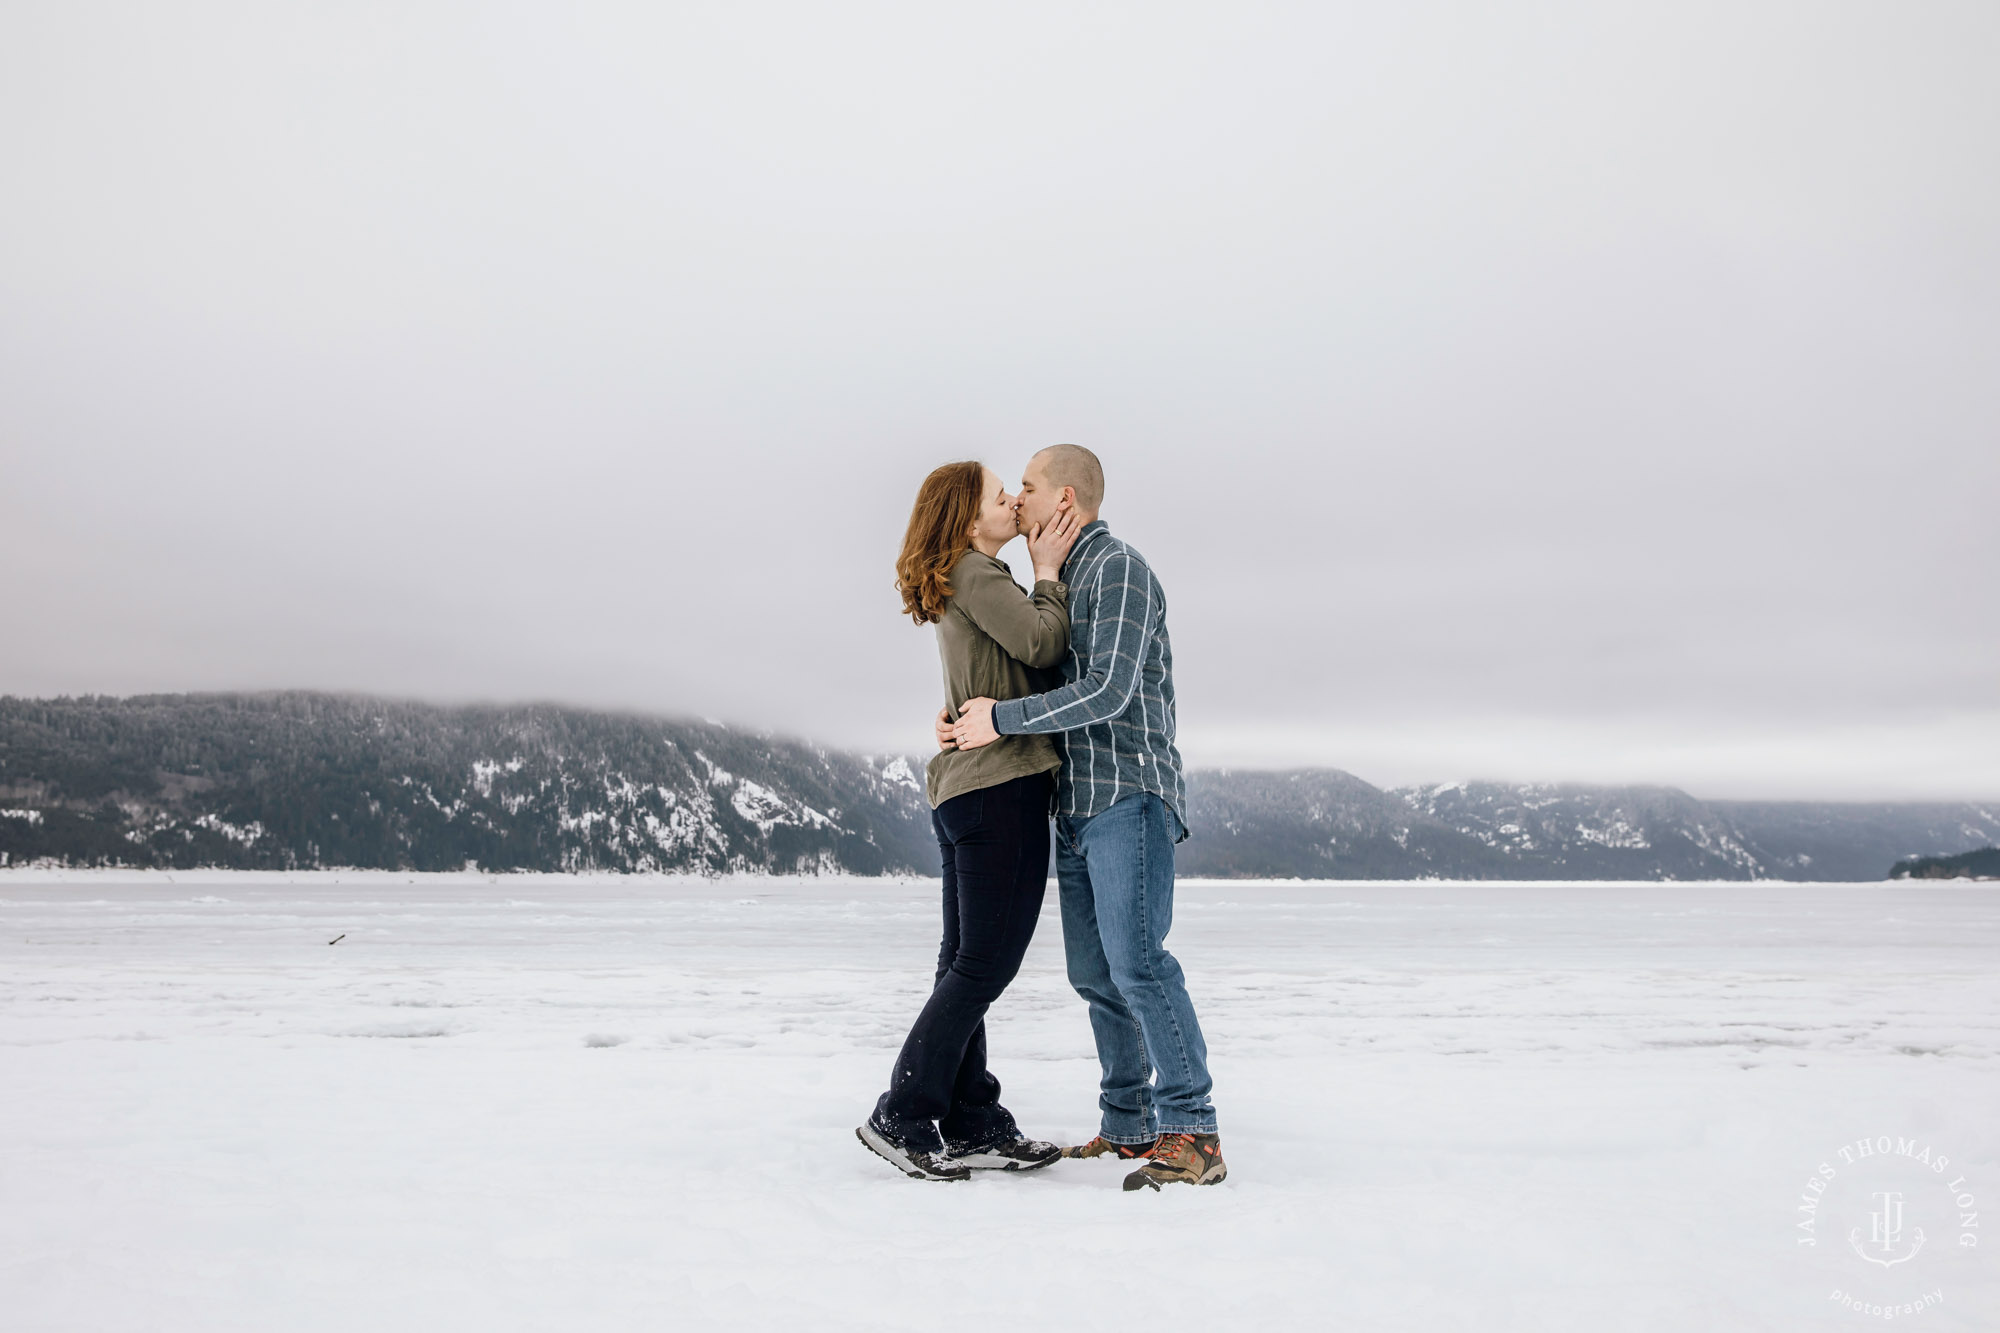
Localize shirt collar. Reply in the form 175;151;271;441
1065;519;1110;572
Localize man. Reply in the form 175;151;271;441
946;444;1226;1191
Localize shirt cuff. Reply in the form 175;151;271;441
991;699;1021;735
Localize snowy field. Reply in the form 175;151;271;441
2;873;1995;1332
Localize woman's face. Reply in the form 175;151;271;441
969;467;1021;547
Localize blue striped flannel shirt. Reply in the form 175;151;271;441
991;519;1188;839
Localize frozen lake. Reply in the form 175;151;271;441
3;872;1995;1331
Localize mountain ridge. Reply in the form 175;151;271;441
4;693;1994;880
0;692;934;876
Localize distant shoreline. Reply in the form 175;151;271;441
9;867;1992;889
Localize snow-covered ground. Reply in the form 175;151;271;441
3;872;1995;1331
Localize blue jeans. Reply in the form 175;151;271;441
1056;791;1218;1143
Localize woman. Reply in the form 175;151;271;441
857;460;1082;1181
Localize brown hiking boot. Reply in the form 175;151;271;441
1123;1133;1226;1190
1061;1134;1159;1161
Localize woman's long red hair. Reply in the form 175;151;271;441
895;461;985;625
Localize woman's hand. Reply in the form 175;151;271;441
1027;507;1082;583
935;704;957;751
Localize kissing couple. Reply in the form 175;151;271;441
856;444;1227;1192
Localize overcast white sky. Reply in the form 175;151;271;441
3;2;1996;799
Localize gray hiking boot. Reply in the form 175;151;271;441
856;1123;971;1182
947;1134;1062;1171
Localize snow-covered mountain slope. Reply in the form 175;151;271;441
1392;780;1765;879
1176;772;1999;881
0;693;933;875
4;694;1993;879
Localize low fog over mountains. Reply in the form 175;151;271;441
2;694;1993;881
1192;769;1997;882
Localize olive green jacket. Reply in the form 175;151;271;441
925;548;1070;809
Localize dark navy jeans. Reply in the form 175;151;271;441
873;772;1051;1153
1056;790;1218;1143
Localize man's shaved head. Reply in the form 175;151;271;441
1031;444;1105;513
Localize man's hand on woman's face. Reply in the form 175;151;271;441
935;704;956;751
951;697;1001;750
